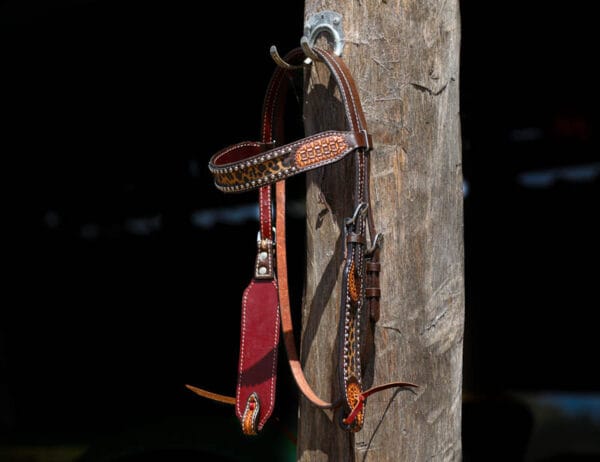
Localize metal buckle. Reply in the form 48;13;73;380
256;227;276;250
366;233;384;256
344;203;368;229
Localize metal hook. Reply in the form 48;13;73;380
269;45;302;70
300;36;321;63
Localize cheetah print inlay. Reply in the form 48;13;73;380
215;158;286;188
348;260;360;303
346;379;364;431
345;311;358;378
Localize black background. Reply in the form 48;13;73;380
1;0;598;460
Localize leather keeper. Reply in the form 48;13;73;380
254;238;274;279
366;262;381;272
365;288;381;298
346;233;366;245
366;258;381;322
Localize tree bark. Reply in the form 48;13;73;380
298;1;463;461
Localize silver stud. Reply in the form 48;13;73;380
258;266;267;275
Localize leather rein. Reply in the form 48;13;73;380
187;47;416;435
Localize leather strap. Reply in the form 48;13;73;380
275;180;340;409
185;384;236;405
190;45;415;434
342;381;418;426
209;131;371;192
235;278;279;434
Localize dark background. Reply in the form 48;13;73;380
1;1;598;461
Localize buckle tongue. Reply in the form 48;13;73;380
344;203;368;229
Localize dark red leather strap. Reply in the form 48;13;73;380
235;278;279;434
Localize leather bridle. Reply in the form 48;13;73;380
187;47;416;435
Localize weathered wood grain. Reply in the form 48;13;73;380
298;1;464;461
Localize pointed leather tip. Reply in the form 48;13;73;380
184;384;236;405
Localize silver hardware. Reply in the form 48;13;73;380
300;36;320;62
302;10;345;63
270;45;303;70
344;203;368;228
256;228;276;247
366;233;384;256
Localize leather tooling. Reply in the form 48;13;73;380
186;45;416;435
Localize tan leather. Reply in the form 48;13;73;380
276;180;339;409
185;384;236;405
209;131;370;193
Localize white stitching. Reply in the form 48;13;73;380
259;186;271;241
237;280;280;427
226;131;350;169
320;49;364;133
257;186;273;277
321;49;361;130
261;69;280;141
230;145;360;193
261;279;280;427
211;142;264;168
236;280;253;418
265;186;272;241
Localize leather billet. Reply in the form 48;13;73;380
187;46;416;435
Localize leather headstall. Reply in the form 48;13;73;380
186;46;416;435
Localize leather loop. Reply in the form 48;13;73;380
366;262;381;272
346;233;367;245
343;381;418;426
365;288;381;298
241;393;261;436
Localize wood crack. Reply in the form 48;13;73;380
410;82;449;96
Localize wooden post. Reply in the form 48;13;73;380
298;1;463;461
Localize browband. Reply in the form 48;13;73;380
187;46;416;435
